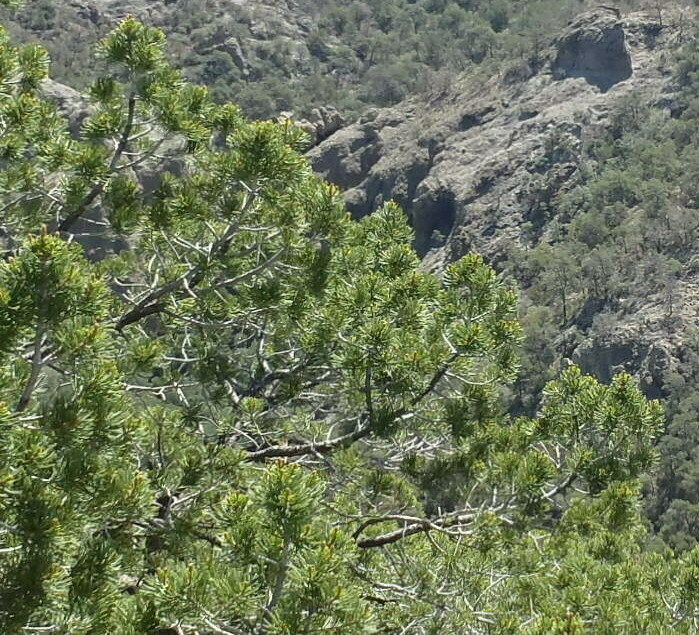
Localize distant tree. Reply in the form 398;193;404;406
528;244;582;325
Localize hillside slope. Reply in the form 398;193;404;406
310;7;686;390
310;9;673;262
0;0;314;116
0;0;642;118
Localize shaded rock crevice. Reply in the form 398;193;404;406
411;187;456;257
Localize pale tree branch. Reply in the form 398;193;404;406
115;192;259;332
55;95;137;233
16;271;49;413
246;423;371;462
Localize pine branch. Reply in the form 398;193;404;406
246;423;371;462
54;95;137;233
115;193;258;331
354;508;485;549
260;539;290;633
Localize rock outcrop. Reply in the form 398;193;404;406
41;79;92;137
552;9;633;91
307;8;690;392
308;9;680;267
282;106;346;146
216;37;251;78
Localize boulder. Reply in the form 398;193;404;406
40;79;91;137
308;106;345;142
552;10;633;92
280;106;347;146
217;37;251;78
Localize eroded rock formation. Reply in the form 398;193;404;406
308;10;677;267
307;8;689;392
552;9;633;91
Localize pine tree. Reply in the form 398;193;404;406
0;14;698;634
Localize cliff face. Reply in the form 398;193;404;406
308;7;693;392
310;9;677;266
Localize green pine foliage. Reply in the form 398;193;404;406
503;25;699;556
0;15;698;634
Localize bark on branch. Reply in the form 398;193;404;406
115;194;259;332
246;424;371;462
55;96;137;233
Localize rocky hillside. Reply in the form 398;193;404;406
0;0;315;116
310;7;669;263
0;0;641;119
25;3;699;434
309;6;691;392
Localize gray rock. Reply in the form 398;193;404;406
308;106;345;142
552;11;633;91
40;79;91;137
68;1;101;24
280;106;347;147
217;37;251;77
